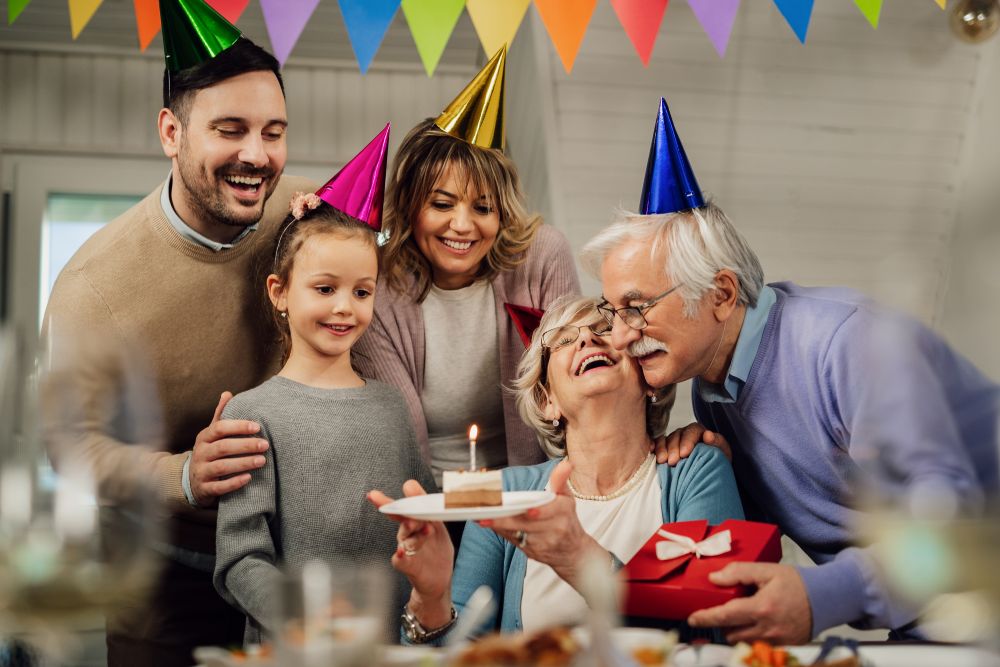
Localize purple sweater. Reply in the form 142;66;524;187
694;282;999;636
353;225;580;466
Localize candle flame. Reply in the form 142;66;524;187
469;424;479;440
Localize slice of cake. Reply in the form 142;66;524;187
443;469;503;508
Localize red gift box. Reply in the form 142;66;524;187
623;519;782;620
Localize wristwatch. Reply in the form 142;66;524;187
401;604;457;644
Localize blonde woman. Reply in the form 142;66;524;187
369;296;743;641
353;118;579;480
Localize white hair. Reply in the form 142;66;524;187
580;202;764;318
513;295;674;457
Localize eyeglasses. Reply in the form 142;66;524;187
596;284;683;331
539;320;612;383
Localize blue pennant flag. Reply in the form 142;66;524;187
338;0;402;73
772;0;815;44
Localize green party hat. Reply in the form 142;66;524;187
160;0;242;73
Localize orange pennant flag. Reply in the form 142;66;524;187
466;0;530;57
69;0;103;38
534;0;598;73
134;0;159;51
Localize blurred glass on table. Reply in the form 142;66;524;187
0;326;163;662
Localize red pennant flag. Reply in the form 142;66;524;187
506;303;545;347
610;0;668;67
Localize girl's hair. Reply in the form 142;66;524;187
513;295;675;457
381;119;542;301
269;203;380;363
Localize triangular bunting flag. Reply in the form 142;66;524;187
133;0;158;51
534;0;598;74
610;0;668;67
687;0;741;58
401;0;464;77
505;303;544;347
69;0;103;38
771;0;814;43
338;0;401;74
260;0;320;67
934;0;945;8
208;0;249;23
8;0;31;24
854;0;881;28
466;0;530;58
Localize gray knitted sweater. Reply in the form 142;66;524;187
213;375;435;643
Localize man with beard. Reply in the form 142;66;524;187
41;2;313;664
581;99;999;644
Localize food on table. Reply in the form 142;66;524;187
451;626;578;665
443;469;503;508
731;641;801;667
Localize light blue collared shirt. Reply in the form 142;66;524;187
160;171;257;251
696;285;776;404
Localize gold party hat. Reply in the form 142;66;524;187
434;45;506;150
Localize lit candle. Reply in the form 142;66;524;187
468;424;479;471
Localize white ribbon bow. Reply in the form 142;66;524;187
655;529;732;561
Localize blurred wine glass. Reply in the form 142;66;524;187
274;560;389;667
0;326;163;662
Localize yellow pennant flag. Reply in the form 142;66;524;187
69;0;104;38
935;0;946;7
466;0;530;57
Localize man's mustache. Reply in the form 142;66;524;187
628;335;668;357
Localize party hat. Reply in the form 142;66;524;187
160;0;242;73
505;303;544;347
315;123;391;232
434;45;506;150
639;98;705;215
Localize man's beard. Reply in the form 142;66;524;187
628;334;669;358
176;155;276;229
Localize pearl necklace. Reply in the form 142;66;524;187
566;454;654;501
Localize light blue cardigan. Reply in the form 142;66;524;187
407;444;744;643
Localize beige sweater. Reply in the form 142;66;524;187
41;175;314;553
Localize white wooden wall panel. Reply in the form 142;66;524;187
0;47;474;167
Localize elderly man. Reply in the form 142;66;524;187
41;1;312;664
581;98;999;644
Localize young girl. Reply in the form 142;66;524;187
212;126;434;644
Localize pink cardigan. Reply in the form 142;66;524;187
353;225;581;466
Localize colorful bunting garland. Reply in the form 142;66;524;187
610;0;668;67
772;0;815;44
534;0;598;74
337;0;401;74
465;0;530;58
688;0;742;58
12;0;958;69
401;0;465;76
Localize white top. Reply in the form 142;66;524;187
442;469;503;492
520;455;662;632
421;281;507;484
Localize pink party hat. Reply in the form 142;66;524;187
315;123;390;231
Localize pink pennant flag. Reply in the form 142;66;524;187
687;0;741;57
610;0;668;66
260;0;321;67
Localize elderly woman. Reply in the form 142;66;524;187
369;296;743;641
353;55;580;483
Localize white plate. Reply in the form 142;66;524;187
671;642;1000;667
378;491;555;521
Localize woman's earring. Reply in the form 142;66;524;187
279;311;287;319
551;418;560;428
649;393;658;404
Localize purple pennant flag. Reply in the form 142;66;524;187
687;0;741;58
338;0;402;74
260;0;321;67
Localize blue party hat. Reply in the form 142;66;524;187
639;98;705;215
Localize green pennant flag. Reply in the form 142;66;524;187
8;0;31;24
401;0;465;77
854;0;882;29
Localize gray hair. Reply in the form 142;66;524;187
580;202;764;318
513;295;675;457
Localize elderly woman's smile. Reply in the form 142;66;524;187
574;352;615;376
